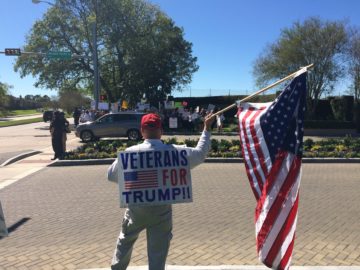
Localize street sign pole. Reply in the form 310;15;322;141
92;1;100;111
93;22;99;111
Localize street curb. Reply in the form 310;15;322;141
79;266;360;270
48;157;360;167
0;150;42;167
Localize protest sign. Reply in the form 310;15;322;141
207;104;215;112
0;201;8;237
164;101;175;109
117;149;192;207
169;117;178;128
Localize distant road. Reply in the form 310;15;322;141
0;113;43;122
0;118;81;164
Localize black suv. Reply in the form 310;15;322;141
75;112;145;142
43;110;54;122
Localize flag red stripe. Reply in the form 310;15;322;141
279;232;296;270
125;182;158;189
264;194;299;267
256;156;301;251
238;108;260;200
241;108;264;194
255;151;287;222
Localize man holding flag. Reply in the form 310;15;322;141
107;112;215;270
237;68;307;270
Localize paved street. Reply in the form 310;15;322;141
0;163;359;269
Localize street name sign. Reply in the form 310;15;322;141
47;51;71;60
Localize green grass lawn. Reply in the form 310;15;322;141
9;109;40;116
0;117;44;127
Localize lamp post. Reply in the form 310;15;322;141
92;0;100;111
32;0;100;111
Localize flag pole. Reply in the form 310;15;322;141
211;64;314;117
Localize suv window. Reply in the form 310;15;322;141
112;114;136;122
97;113;141;123
97;115;114;123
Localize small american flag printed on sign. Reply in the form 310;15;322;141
124;170;158;190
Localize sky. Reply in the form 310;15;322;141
1;0;360;99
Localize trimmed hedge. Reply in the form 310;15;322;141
304;120;355;129
64;136;360;160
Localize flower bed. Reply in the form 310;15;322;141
64;136;360;160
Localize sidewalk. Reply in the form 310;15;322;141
81;267;360;270
0;136;81;190
0;113;43;121
0;162;359;269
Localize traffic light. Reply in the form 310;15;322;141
4;48;21;56
100;94;107;101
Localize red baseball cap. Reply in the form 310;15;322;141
141;113;162;129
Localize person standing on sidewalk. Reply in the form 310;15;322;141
49;111;65;160
107;112;215;270
59;112;70;153
72;107;81;126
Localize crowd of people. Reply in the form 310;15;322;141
159;106;226;133
48;105;227;161
72;107;108;126
72;105;226;133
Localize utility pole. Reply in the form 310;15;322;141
93;21;99;111
93;0;100;111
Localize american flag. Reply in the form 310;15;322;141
237;70;307;270
124;170;158;190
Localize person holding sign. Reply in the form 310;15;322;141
107;112;215;270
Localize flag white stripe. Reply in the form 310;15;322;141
258;165;301;260
272;214;298;269
239;109;262;198
254;110;272;173
244;110;267;186
255;153;294;232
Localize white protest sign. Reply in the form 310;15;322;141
164;101;175;109
207;104;215;112
90;101;109;110
0;201;8;237
169;117;178;129
117;149;192;207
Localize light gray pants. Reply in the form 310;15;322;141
111;205;173;270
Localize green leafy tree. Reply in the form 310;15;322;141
0;82;11;112
58;89;91;113
15;0;198;107
346;30;360;101
253;17;348;116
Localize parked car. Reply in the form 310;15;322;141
75;112;145;142
43;110;54;122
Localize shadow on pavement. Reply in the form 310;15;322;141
0;217;31;239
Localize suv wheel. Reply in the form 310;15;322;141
80;130;94;142
127;129;141;141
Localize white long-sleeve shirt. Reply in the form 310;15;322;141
107;131;211;183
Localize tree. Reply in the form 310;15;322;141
347;29;360;101
15;0;198;107
58;89;91;113
0;82;11;112
253;17;348;116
